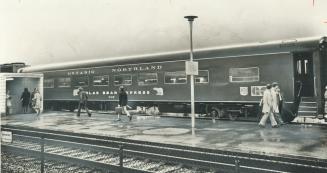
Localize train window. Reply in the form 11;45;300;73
164;71;187;84
73;76;89;87
138;73;158;86
93;75;109;86
297;60;302;74
44;79;54;88
114;74;132;86
229;67;259;83
251;86;266;96
57;77;71;88
195;70;209;84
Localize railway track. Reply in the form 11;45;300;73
1;151;106;173
1;125;327;173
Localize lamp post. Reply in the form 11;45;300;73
184;15;198;129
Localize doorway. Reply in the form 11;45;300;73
293;52;314;97
6;77;41;114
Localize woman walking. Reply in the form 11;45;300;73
32;88;42;118
20;88;30;113
6;90;12;115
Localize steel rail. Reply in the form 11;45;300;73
1;124;323;161
1;145;148;173
2;125;327;173
3;125;326;166
3;125;327;172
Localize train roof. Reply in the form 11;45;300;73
20;36;326;72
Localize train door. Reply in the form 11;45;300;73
293;52;314;97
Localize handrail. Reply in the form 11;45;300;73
297;80;303;98
294;81;303;116
314;76;317;97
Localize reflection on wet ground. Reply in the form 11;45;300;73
1;111;327;159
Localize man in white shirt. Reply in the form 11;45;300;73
259;84;278;128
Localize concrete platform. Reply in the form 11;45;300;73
1;111;327;160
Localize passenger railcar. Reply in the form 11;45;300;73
20;37;327;122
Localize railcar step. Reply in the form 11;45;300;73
301;97;316;102
298;106;317;112
300;101;317;104
297;112;317;117
299;106;317;109
298;110;317;113
299;102;317;107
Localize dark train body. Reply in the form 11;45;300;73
20;37;327;122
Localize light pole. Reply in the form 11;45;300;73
184;15;198;129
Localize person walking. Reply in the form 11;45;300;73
277;87;284;115
32;88;42;117
272;82;284;125
30;89;35;110
118;86;131;121
259;84;278;128
6;90;12;115
20;88;31;113
77;87;92;117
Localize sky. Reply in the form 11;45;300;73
0;0;327;66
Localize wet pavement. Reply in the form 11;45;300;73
1;111;327;160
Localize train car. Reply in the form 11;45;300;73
20;36;327;122
0;63;27;73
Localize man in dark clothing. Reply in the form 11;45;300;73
119;86;131;121
20;88;31;113
77;87;91;117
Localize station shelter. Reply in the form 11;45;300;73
0;73;43;116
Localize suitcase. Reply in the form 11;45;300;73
115;107;123;114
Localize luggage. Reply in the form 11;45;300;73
115;107;123;114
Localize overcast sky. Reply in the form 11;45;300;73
1;0;326;66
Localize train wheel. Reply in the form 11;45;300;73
228;112;238;121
